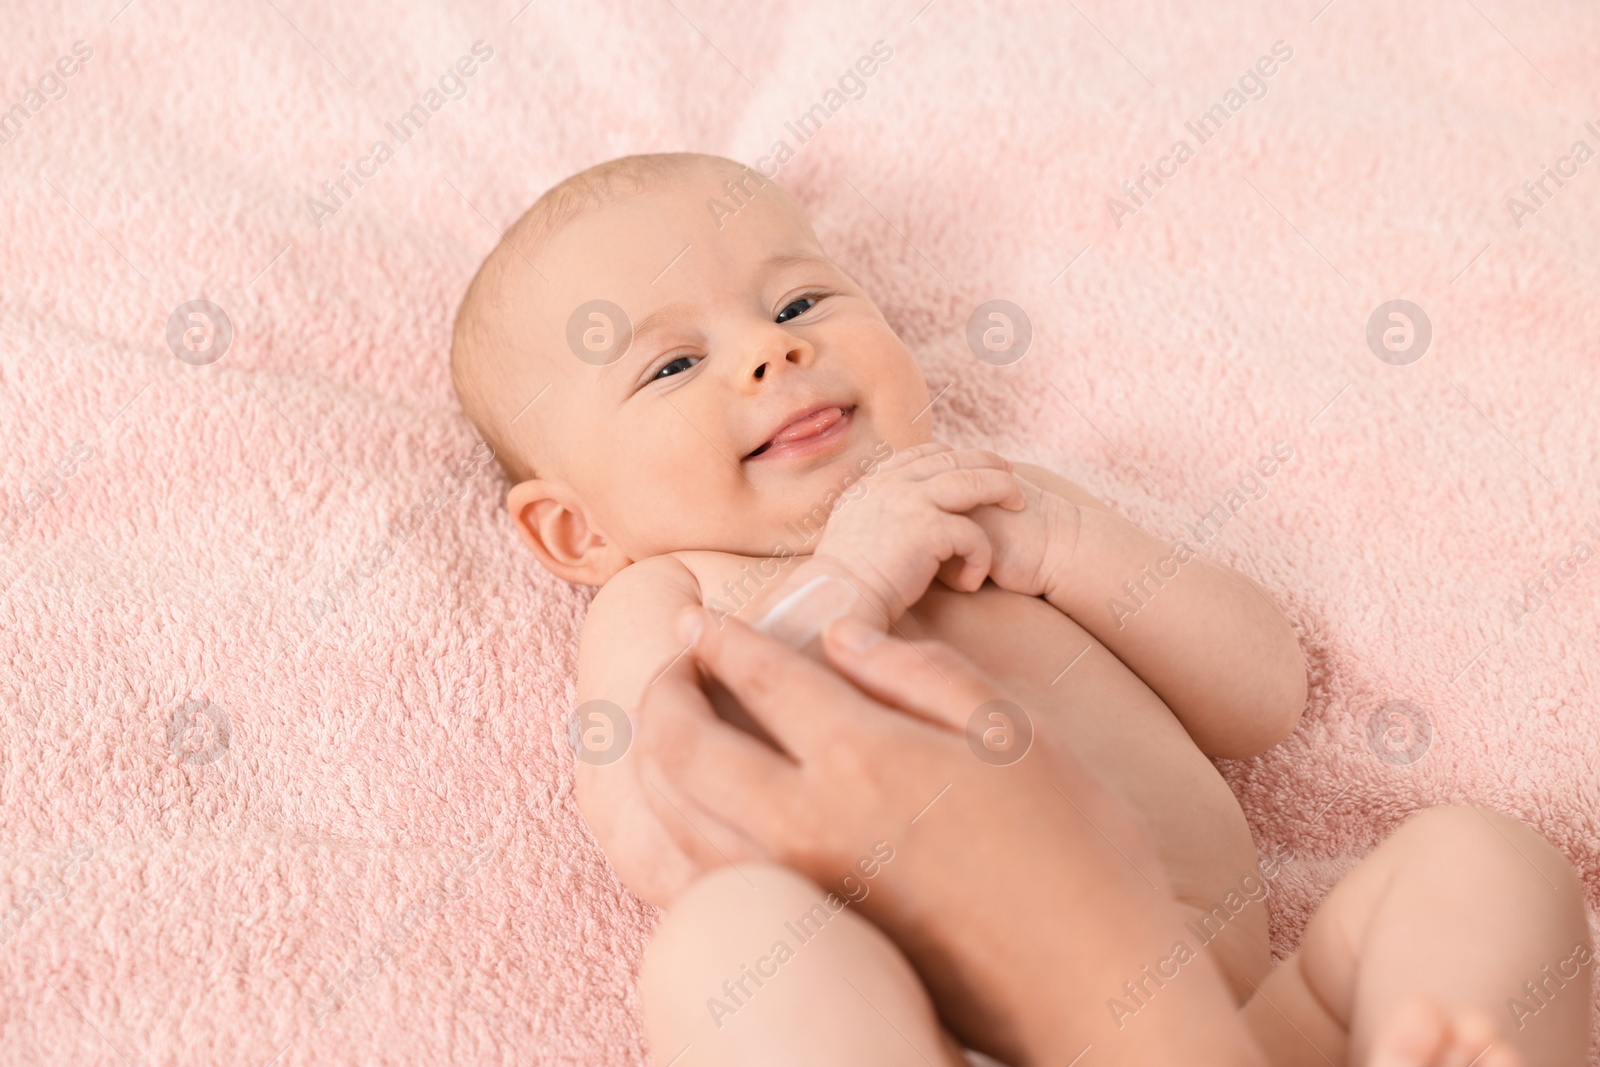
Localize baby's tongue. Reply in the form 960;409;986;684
771;406;843;444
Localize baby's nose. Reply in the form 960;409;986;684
752;347;806;380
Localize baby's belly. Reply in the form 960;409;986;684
899;581;1271;999
897;582;1255;894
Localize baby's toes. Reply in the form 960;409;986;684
1368;1002;1525;1067
1444;1013;1521;1067
1368;997;1452;1067
1446;1011;1516;1067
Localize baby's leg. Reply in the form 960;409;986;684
1240;804;1591;1067
640;862;970;1067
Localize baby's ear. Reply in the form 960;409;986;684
506;480;630;586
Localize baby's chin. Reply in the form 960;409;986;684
638;524;816;560
673;499;871;560
620;435;901;558
622;508;829;561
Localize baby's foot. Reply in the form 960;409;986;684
1367;996;1521;1067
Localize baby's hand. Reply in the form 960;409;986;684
963;471;1082;599
811;442;1025;622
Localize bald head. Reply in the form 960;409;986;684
449;152;783;485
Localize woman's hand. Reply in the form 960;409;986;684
634;589;1265;1067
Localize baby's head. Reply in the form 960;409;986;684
451;152;932;586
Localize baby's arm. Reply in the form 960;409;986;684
574;555;739;908
998;461;1307;759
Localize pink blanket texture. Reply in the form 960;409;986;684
3;0;1598;1063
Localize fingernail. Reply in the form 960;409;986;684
676;609;705;646
829;616;884;653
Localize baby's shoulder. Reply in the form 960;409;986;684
582;550;759;643
664;549;774;592
584;553;702;635
586;550;747;611
581;550;796;656
577;554;703;705
577;549;788;705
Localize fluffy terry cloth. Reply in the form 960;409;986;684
2;1;1598;1063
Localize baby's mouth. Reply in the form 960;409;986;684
745;405;856;460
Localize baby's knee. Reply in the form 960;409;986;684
641;862;878;1010
1396;803;1540;853
640;864;816;1048
645;863;816;972
640;863;953;1066
1393;805;1582;900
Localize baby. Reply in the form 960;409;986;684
449;152;1590;1066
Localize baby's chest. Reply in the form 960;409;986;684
897;583;1257;891
681;551;1248;855
686;548;1204;792
897;581;1191;769
684;552;1258;896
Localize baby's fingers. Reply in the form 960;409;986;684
924;467;1027;515
876;441;952;473
934;513;992;592
899;446;1014;482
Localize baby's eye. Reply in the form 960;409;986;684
651;355;699;381
775;295;818;324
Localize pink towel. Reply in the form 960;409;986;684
2;1;1596;1063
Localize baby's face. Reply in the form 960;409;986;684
523;169;932;565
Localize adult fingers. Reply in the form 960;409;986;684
678;608;878;760
818;620;1009;734
641;770;770;874
636;658;802;856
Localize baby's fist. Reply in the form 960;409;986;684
962;473;1080;599
811;443;1025;622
